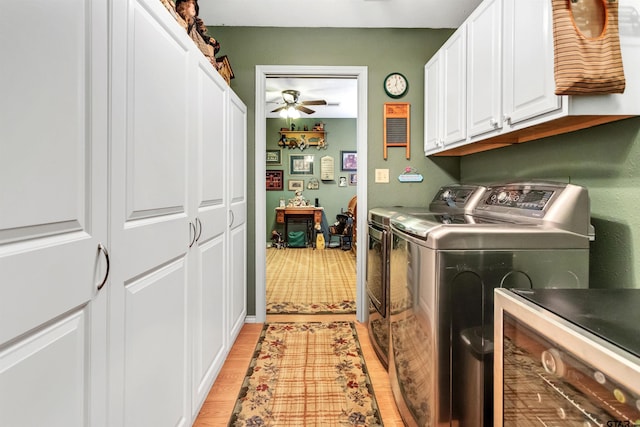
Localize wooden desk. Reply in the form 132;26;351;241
276;207;323;245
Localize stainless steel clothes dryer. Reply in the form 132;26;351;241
387;181;594;427
366;184;486;369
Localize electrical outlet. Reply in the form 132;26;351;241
375;169;389;183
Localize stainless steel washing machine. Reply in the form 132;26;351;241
366;184;486;369
387;181;594;427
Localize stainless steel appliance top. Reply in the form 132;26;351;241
390;181;594;246
368;183;485;227
511;288;640;358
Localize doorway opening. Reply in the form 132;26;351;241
254;65;368;323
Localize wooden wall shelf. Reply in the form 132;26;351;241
279;130;327;149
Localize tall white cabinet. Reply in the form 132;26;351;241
0;0;109;426
0;1;247;426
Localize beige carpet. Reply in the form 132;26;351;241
266;247;356;314
228;321;383;427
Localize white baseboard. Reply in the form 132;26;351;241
244;315;258;323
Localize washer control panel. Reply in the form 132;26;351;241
472;182;592;239
483;188;555;211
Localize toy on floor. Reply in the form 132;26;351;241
271;230;286;249
314;221;325;250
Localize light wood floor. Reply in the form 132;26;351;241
193;314;405;426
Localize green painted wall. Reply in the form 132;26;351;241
460;117;640;289
266;118;357;243
210;26;462;315
210;25;640;313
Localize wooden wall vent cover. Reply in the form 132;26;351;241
384;102;410;159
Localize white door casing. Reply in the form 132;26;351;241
254;66;368;323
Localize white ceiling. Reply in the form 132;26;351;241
266;77;358;118
198;0;482;119
198;0;482;29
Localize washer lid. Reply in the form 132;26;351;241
390;213;471;238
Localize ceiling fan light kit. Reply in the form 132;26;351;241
271;89;328;117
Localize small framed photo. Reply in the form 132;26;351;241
266;170;283;191
341;151;357;171
289;154;314;175
266;149;282;165
288;179;304;191
349;172;357;186
338;176;348;187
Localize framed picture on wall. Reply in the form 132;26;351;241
341;151;357;171
288;180;304;191
349;172;357;186
266;149;282;165
266;170;283;191
289;154;314;175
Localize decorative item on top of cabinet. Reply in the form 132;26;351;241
278;128;327;150
216;55;235;85
384;103;411;159
171;0;234;84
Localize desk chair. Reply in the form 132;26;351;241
327;213;353;250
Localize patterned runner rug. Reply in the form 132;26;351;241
266;248;356;314
228;322;383;427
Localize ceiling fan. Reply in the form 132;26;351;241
270;90;327;115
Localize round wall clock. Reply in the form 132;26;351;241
383;72;408;98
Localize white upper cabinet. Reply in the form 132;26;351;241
424;53;443;154
426;0;640;156
502;0;561;130
467;0;503;139
425;26;467;155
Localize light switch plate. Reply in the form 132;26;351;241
375;169;389;183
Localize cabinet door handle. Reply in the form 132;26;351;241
503;115;512;126
97;243;110;291
195;217;203;242
189;222;197;248
490;118;499;128
229;210;235;228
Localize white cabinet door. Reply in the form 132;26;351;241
503;0;561;127
227;91;247;343
441;27;467;146
0;1;108;426
189;57;229;417
424;54;443;155
109;1;191;426
424;27;466;155
467;0;503;138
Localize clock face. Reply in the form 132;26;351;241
384;72;408;98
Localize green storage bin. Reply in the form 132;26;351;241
287;231;306;248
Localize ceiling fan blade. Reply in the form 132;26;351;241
296;105;315;114
301;100;327;106
271;106;287;113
